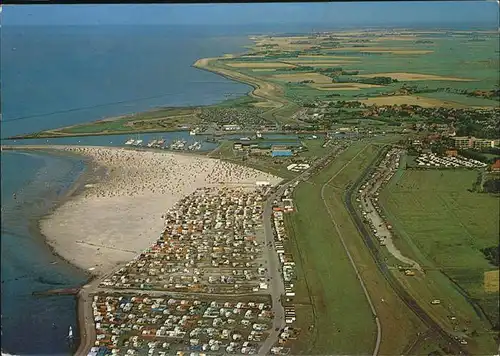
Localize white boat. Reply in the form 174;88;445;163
256;131;262;138
134;139;143;146
188;141;202;150
147;140;157;148
125;138;135;145
240;137;251;141
68;326;73;339
189;130;197;136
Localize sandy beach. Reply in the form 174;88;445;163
38;146;281;276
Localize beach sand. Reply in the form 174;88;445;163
39;146;281;276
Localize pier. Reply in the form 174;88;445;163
32;287;80;297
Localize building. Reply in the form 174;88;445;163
222;124;241;131
451;136;473;149
473;138;496;150
452;136;497;150
491;159;500;172
272;150;293;157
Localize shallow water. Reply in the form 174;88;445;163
1;151;89;355
1;24;252;355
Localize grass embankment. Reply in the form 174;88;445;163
380;168;499;354
285;140;427;355
194;57;300;123
17;107;202;139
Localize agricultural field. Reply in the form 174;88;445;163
271;73;333;84
357;95;469;108
354;72;474;81
310;83;383;91
379;168;499;353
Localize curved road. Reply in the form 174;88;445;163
343;146;467;355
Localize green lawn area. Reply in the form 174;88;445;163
58;107;200;135
285;138;426;355
286;182;377;355
380;168;499;353
299;138;328;158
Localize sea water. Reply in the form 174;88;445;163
1;151;88;355
1;24;253;355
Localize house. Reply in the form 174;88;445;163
445;149;458;157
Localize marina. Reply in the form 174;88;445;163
125;137;204;151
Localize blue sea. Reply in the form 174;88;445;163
0;25;253;355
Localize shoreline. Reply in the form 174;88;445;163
17;145;283;277
2;149;98;354
9;145;282;355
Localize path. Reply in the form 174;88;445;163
319;144;382;356
359;151;423;271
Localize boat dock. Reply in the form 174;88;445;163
32;287;80;297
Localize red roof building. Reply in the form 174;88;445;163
491;159;500;172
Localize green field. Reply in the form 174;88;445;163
380;168;499;353
284;139;429;355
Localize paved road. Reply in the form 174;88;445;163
360;151;422;271
258;144;348;355
258;189;287;355
319;144;382;356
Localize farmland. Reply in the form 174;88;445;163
15;28;499;140
379;168;500;353
357;95;469;108
354;72;474;81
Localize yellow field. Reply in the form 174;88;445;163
282;60;359;66
373;36;418;41
310;83;382;91
297;55;361;59
358;95;465;108
251;68;277;72
272;72;333;84
253;101;278;107
356;72;474;81
484;270;499;293
226;62;296;68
